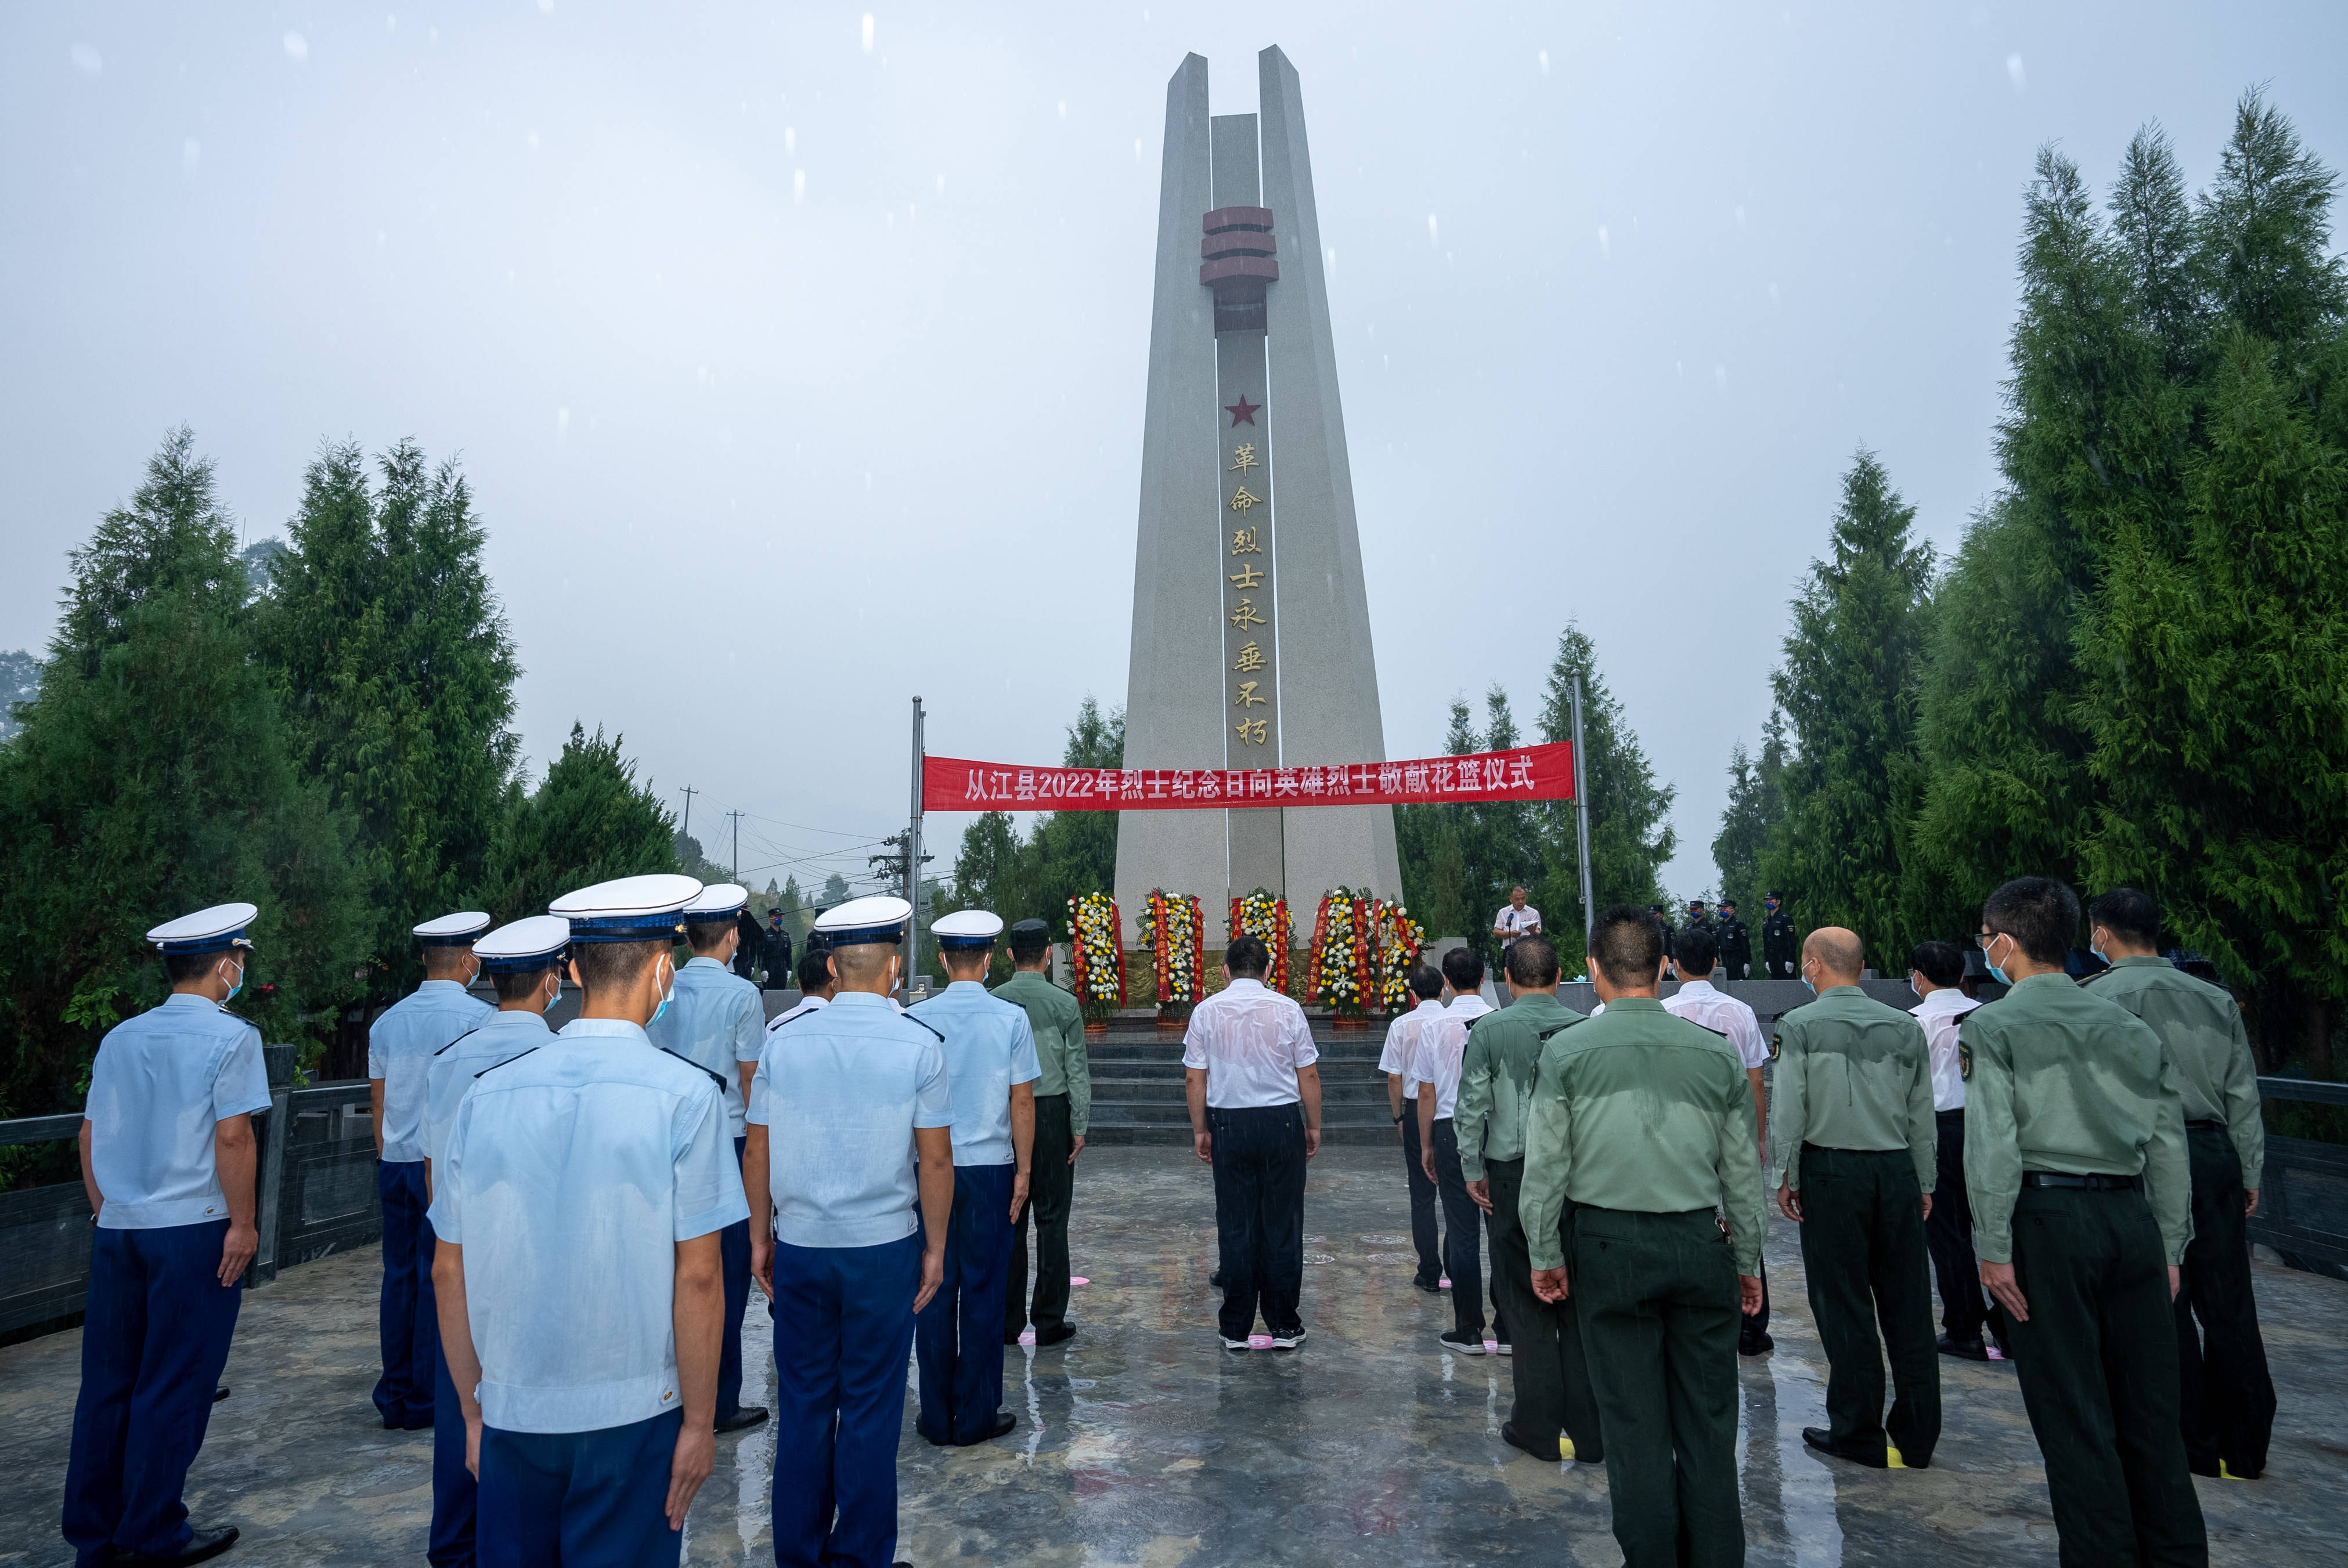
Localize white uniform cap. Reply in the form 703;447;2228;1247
474;915;572;972
414;911;492;947
549;873;704;944
684;883;751;920
147;901;260;955
812;895;913;946
932;910;1005;950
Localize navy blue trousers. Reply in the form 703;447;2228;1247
717;1136;752;1424
915;1164;1014;1445
478;1408;682;1568
430;1329;476;1567
63;1220;242;1567
376;1159;439;1426
771;1234;921;1568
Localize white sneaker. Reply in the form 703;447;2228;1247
1221;1335;1251;1352
1437;1329;1486;1354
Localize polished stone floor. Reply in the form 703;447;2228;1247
3;1146;2343;1566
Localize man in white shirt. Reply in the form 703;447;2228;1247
1908;940;2000;1359
744;948;839;1108
1414;946;1498;1353
1662;926;1776;1356
1491;888;1542;969
1184;935;1322;1351
1379;967;1449;1292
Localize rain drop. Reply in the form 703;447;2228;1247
1714;364;1729;393
1597;224;1610;256
861;14;874;53
2006;52;2025;92
1538;49;1549;75
71;42;102;75
1426;214;1438;244
1325;247;1336;270
538;0;553;11
557;408;570;438
386;14;396;32
283;31;308;61
182;139;201;171
1057;100;1068;121
1133;138;1142;162
527;129;540;153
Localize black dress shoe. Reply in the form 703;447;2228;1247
1801;1426;1887;1468
118;1523;241;1566
1412;1277;1442;1295
715;1406;770;1434
1738;1332;1774;1357
1500;1421;1561;1462
1937;1334;1989;1361
1033;1322;1076;1347
1004;1329;1026;1346
955;1410;1016;1446
212;1386;230;1403
1209;1270;1225;1289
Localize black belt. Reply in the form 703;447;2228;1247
2021;1171;2140;1191
2184;1118;2224;1132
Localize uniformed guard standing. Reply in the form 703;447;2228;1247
1770;928;1941;1469
1967;876;2206;1562
369;912;491;1430
1454;935;1602;1465
744;896;955;1568
1714;901;1751;981
64;902;272;1568
431;874;746;1568
1521;905;1764;1568
2083;887;2274;1481
909;911;1038;1444
647;883;773;1436
1761;893;1798;980
994;916;1091;1347
418;914;570;1568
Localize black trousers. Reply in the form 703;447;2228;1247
1429;1119;1503;1340
1006;1093;1077;1337
1210;1104;1307;1339
1925;1110;2000;1345
2175;1124;2276;1477
1722;955;1751;982
1398;1099;1440;1287
2008;1183;2207;1566
1572;1207;1743;1568
1484;1159;1604;1460
1795;1144;1941;1464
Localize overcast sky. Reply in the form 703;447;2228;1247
5;2;2343;905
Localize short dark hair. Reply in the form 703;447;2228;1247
571;938;663;999
2088;887;2159;947
164;950;231;985
1008;923;1051;964
1589;904;1664;985
1409;964;1446;1000
684;919;735;952
1505;935;1560;987
492;963;558;1003
1226;935;1271;978
421;946;475;978
796;948;833;991
1909;940;1965;989
1441;945;1485;992
1674;926;1718;976
1982;877;2079;967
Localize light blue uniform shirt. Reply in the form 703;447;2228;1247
426;1018;748;1435
908;980;1042;1168
369;980;492;1164
747;991;953;1248
423;1009;553;1169
645;956;763;1139
85;993;273;1231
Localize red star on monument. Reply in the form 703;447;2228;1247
1225;393;1261;427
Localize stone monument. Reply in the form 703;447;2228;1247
1113;46;1402;943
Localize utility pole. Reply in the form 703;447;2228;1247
677;785;698;844
1570;675;1595;951
726;810;744;882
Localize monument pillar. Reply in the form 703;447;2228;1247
1114;47;1402;945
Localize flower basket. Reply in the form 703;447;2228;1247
1138;888;1204;1024
1372;901;1429;1014
1067;891;1125;1024
1306;887;1376;1019
1227;888;1293;993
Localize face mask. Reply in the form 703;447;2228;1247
648;956;675;1028
543;975;562;1013
221;959;244;1004
1801;975;1817;996
1983;935;2011;986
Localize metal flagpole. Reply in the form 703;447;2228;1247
906;696;925;998
1570;675;1595;950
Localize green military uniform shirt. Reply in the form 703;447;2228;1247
1519;997;1766;1276
1455;991;1585;1183
2083;955;2263;1190
1960;971;2192;1265
1767;985;1935;1193
991;970;1091;1136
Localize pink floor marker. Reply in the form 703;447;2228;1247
1246;1334;1274;1349
1438;1277;1452;1289
1070;1277;1090;1287
1018;1330;1037;1347
1987;1346;2007;1361
1484;1340;1501;1353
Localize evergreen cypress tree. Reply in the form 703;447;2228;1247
1532;623;1673;934
483;723;675;922
1761;451;1935;971
1712;708;1787;920
0;431;366;1114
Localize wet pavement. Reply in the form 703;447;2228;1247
3;1144;2343;1566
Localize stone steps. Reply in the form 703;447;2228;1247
1081;1023;1397;1146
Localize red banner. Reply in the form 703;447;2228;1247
923;741;1575;812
